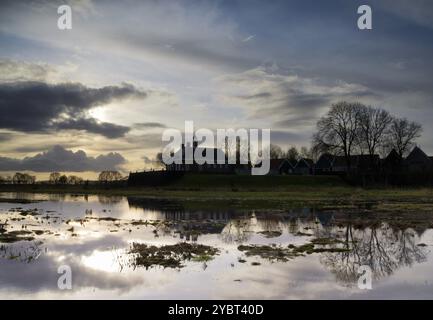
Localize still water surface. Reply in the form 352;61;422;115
0;192;432;299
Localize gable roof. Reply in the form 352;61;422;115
315;153;334;169
385;149;400;160
269;159;296;170
295;158;314;168
287;159;297;168
383;149;401;166
405;146;431;165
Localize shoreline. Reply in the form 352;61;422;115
1;183;433;212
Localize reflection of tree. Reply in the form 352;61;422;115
0;241;43;263
47;193;67;201
256;214;283;234
97;195;124;205
319;223;427;286
220;215;255;243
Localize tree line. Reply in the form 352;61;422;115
312;101;422;169
0;171;124;185
268;144;314;162
0;172;36;184
261;101;422;171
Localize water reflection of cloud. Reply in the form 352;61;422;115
1;193;433;298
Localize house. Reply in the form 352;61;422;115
166;141;235;173
352;154;380;172
381;149;402;173
314;153;334;174
404;146;432;173
294;158;314;175
268;159;295;175
314;154;380;174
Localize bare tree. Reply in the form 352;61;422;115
386;117;422;158
358;106;393;162
299;146;311;159
12;172;35;184
286;146;299;162
1;176;12;184
58;175;68;184
98;171;123;183
313;101;363;169
269;144;284;159
49;172;61;184
67;175;83;185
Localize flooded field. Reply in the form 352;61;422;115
0;192;432;299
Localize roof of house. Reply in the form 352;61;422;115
269;159;288;170
382;149;401;166
315;153;334;169
296;158;314;168
405;146;431;165
385;149;400;160
287;159;297;168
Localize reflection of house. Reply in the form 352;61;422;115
166;141;235;173
404;146;432;173
316;212;334;227
268;159;295;175
294;158;314;175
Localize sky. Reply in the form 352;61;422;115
0;0;432;179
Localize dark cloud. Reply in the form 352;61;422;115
133;122;167;129
237;92;272;100
13;143;80;153
55;118;129;139
0;81;146;138
0;145;126;172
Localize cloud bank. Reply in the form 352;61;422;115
0;145;126;172
0;81;146;138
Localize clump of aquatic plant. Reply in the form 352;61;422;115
129;242;219;269
238;238;351;262
238;244;297;262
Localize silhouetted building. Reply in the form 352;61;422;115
404;146;432;173
314;153;334;174
268;159;295;175
165;141;234;173
381;149;402;173
314;154;379;174
294;158;314;175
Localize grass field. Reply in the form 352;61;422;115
2;174;433;211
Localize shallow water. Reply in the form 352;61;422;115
0;192;432;299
